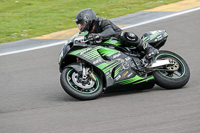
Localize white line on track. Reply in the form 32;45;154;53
122;7;200;29
1;7;200;57
0;40;67;57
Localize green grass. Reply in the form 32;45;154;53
0;0;181;43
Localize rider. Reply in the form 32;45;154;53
75;8;159;64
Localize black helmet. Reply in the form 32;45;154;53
76;9;97;32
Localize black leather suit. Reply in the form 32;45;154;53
89;17;144;49
89;17;122;41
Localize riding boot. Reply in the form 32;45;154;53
137;40;159;65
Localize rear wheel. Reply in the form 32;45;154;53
153;50;190;89
60;67;103;100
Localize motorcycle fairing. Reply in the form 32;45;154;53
68;45;154;87
142;30;168;49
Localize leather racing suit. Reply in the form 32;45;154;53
87;17;159;63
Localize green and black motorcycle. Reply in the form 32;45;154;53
59;30;190;100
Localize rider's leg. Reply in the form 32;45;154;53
136;40;159;65
119;32;159;64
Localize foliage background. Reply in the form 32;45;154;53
0;0;180;43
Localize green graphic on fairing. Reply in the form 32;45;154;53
83;48;100;59
150;32;160;40
70;46;119;60
98;48;119;57
70;46;121;80
116;75;154;85
103;62;120;73
163;32;168;37
107;74;111;79
97;61;120;73
142;31;168;42
70;47;91;55
142;37;148;41
104;40;122;46
69;45;122;79
97;62;112;69
97;61;121;79
114;66;121;78
134;76;154;84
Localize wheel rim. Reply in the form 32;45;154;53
155;54;186;79
165;57;180;71
71;72;95;89
66;69;99;94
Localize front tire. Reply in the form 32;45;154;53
60;67;103;100
153;50;190;89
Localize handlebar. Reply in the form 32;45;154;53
73;33;102;45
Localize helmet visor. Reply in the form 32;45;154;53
77;21;86;32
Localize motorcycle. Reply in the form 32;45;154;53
59;30;190;100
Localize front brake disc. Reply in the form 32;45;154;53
72;72;95;89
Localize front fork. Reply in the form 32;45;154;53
82;65;87;80
81;62;97;82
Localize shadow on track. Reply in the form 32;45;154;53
101;85;164;98
57;85;189;101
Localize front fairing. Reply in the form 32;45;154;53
58;31;89;64
58;41;70;64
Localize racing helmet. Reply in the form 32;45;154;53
76;9;97;32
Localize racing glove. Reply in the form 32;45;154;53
86;33;102;40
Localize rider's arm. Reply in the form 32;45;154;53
99;19;116;40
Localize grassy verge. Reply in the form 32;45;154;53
0;0;181;43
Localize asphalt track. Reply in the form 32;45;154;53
0;10;200;133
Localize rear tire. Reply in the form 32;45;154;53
153;50;190;89
60;67;103;100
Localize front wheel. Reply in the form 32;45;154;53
153;50;190;89
60;67;103;100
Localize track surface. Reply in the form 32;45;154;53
0;10;200;133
